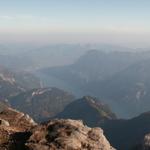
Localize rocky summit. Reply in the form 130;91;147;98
26;119;115;150
0;107;115;150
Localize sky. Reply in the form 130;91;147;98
0;0;150;47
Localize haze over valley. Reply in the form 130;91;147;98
1;1;150;150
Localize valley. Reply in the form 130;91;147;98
1;45;150;150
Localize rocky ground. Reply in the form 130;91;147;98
0;107;115;150
26;119;115;150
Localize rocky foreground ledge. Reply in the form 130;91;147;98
26;119;115;150
0;107;115;150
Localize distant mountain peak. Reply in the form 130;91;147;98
56;96;116;127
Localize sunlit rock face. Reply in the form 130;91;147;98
142;134;150;150
26;119;116;150
0;107;37;130
0;107;36;150
0;106;115;150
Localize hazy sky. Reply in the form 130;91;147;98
0;0;150;47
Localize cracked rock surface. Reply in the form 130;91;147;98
0;107;115;150
26;119;115;150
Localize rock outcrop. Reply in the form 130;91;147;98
0;107;115;150
26;119;115;150
0;107;37;150
142;134;150;150
0;107;37;130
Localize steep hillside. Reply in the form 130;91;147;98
56;96;116;127
9;88;75;122
40;51;134;88
93;58;150;118
0;66;40;100
40;50;150;118
102;111;150;150
39;50;150;97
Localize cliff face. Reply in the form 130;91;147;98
0;107;115;150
